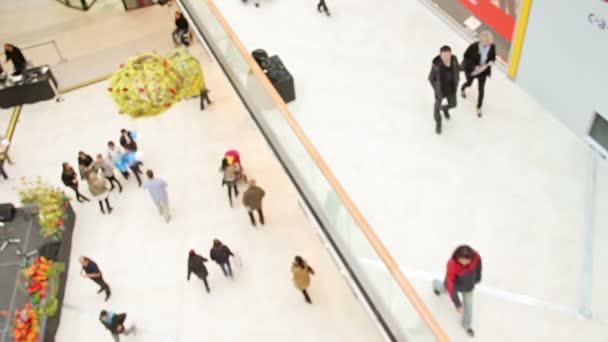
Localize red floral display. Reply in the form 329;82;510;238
12;303;40;342
23;257;52;305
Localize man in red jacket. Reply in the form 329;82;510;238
433;245;482;337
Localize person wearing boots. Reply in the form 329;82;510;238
210;239;234;278
94;154;122;192
80;256;111;301
86;170;113;214
242;179;266;227
433;245;482;337
292;256;315;304
460;31;496;118
428;45;460;135
99;310;136;341
187;249;210;293
61;162;90;202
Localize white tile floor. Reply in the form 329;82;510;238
0;26;384;342
213;0;608;341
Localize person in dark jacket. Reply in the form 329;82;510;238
119;129;138;152
77;151;94;180
460;31;497;117
187;249;210;293
428;45;460;135
4;44;26;75
62;162;90;202
433;245;482;337
210;239;234;278
172;11;190;46
99;310;136;342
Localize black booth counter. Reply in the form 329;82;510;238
0;66;58;109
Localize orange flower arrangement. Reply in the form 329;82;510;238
12;303;40;342
22;257;52;305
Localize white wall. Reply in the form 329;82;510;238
516;0;608;137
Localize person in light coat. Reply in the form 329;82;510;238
94;154;122;192
242;179;266;227
292;256;315;304
220;157;241;207
86;170;113;214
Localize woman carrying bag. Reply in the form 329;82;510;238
460;31;496;118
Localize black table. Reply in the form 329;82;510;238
0;66;58;109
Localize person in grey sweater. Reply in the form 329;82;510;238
95;154;122;192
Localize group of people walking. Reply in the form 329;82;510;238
219;153;266;227
60;129;171;222
428;31;497;134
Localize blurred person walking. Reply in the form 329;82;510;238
143;169;171;222
0;160;7;180
210;239;234;278
200;87;212;110
86;170;113;214
61;162;90;202
461;31;497;118
187;249;210;293
317;0;330;16
242;179;266;227
99;310;136;342
428;45;460;135
292;256;315;304
220;157;241;207
94;154;122;192
80;256;111;301
433;245;482;337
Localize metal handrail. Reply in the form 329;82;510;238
20;40;68;64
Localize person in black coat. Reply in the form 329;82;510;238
119;129;138;152
62;162;90;202
172;11;190;46
210;239;234;278
460;31;497;117
428;45;460;135
4;44;26;76
99;310;136;341
188;249;210;292
77;151;94;180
